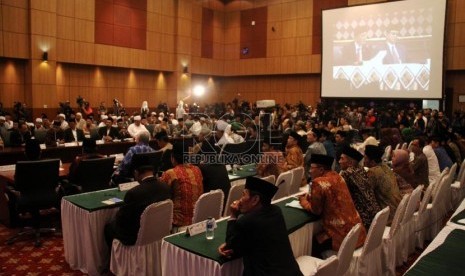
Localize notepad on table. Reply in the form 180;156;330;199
102;197;123;205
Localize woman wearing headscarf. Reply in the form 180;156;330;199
392;149;415;193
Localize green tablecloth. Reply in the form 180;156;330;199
405;229;465;276
450;209;465;226
63;188;127;212
164;197;318;264
228;164;257;181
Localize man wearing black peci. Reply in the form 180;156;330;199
104;153;170;248
218;176;302;276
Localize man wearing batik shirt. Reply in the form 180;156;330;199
299;154;366;258
339;146;381;230
257;137;285;179
364;145;401;225
160;142;203;228
112;130;154;184
282;131;304;172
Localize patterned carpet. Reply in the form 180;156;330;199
0;223;84;275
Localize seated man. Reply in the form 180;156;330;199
10;122;32;147
282;131;304;172
299;154;366;258
67;138;105;191
218;176;303;276
104;154;171;247
64;119;85;143
339;146;381;230
45;120;65;147
160;142;203;228
98;117;119;142
112;130;154;184
256;136;284;179
154;131;173;152
364;145;402;225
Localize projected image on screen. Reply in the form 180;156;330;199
321;0;446;99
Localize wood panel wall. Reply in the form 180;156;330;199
1;0;465;114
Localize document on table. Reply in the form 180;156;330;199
102;197;123;205
285;200;304;210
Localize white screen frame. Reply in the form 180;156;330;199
321;0;446;99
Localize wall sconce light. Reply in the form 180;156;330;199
183;66;189;74
42;52;48;62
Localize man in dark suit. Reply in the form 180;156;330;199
199;164;231;208
104;153;171;248
45;120;65;147
98;117;119;142
340;29;375;66
64;119;85;142
218;176;303;276
381;30;406;64
9;122;32;147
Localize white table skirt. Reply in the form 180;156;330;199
447;198;465;230
61;198;119;276
161;221;315;276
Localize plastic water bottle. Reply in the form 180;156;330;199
206;217;215;240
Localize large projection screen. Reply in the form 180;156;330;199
321;0;446;99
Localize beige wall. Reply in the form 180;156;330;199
0;0;465;114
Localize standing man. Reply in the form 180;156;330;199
299;154;366;258
218;176;303;276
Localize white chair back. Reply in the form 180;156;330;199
418;184;433;214
401;142;408;150
314;256;338;276
449;162;458;182
289;167;305;195
192;189;224;223
261;175;276;184
457;159;465;184
361;207;390;256
432;167;449;199
401;185;423;225
136;200;173;246
223;182;245;217
395;143;401;150
407;141;414;151
459;164;465;189
337;223;362;275
388;194;410;238
383;145;392;162
273;170;293;200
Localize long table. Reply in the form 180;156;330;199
405;198;465;275
0;140;160;165
0;163;70;226
61;170;257;276
61;188;127;276
161;196;319;276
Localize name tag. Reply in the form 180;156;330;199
186;220;217;237
119;181;139;191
